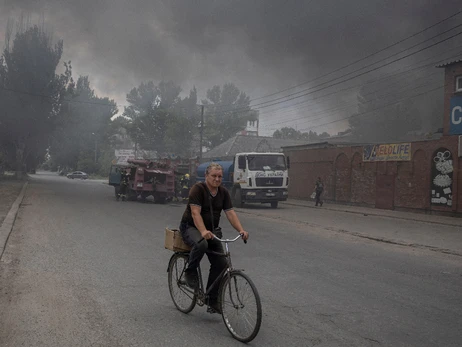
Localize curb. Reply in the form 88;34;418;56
281;201;462;228
0;181;29;260
240;205;462;257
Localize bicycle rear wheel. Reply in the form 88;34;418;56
168;253;197;313
219;271;262;343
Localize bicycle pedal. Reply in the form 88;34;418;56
207;306;220;314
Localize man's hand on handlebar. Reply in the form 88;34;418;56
239;230;249;241
200;229;215;240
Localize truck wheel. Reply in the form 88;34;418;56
233;188;242;208
270;201;278;209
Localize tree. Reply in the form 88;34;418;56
0;19;72;175
123;81;175;155
165;86;198;157
348;84;422;143
49;76;118;174
272;127;330;141
123;81;198;158
273;127;302;140
202;83;255;148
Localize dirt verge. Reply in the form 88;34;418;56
0;179;26;226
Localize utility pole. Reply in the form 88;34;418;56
199;105;204;161
91;132;98;164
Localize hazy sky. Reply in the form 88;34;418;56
1;0;461;136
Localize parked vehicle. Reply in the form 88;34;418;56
197;152;290;208
67;171;88;179
108;159;175;203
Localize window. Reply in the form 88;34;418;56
247;155;286;170
457;76;462;92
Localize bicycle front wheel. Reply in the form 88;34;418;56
168;253;197;313
219;271;262;343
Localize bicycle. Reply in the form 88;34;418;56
167;233;262;343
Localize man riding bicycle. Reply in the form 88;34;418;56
179;162;249;313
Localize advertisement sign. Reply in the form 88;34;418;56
449;96;462;135
115;149;135;165
363;143;411;162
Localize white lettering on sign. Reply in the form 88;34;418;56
452;106;462;125
255;171;284;177
115;149;135;157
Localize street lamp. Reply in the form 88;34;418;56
91;132;98;164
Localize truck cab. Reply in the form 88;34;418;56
196;152;289;208
232;152;289;208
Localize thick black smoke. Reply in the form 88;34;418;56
1;0;461;134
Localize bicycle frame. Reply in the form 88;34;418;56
168;232;261;343
169;234;244;305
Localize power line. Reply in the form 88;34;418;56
204;50;458;133
250;24;459;110
1;25;461;120
208;31;462;120
298;84;444;133
203;74;442;133
210;10;462;110
209;26;462;117
258;60;442;124
260;71;442;129
259;48;462;128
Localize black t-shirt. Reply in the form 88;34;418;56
181;182;233;231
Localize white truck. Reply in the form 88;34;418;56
197;152;290;208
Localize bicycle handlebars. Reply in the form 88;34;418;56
213;234;247;244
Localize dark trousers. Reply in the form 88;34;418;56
119;184;128;196
179;223;227;300
181;187;189;199
315;190;323;206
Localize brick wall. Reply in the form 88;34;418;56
334;153;351;202
284;136;460;214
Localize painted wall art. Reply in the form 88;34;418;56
431;148;453;207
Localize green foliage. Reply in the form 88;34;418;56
202;83;254;148
0;20;71;174
123;81;198;158
166;87;199;157
77;151;98;173
48;76;118;173
95;146;116;176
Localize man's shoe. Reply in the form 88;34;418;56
206;298;222;314
184;269;198;289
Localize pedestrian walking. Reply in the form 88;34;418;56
314;177;324;207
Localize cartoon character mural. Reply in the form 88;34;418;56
431;148;453;206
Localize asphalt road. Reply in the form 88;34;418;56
0;172;461;346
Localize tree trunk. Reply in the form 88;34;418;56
15;143;26;179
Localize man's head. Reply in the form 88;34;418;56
205;162;223;189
